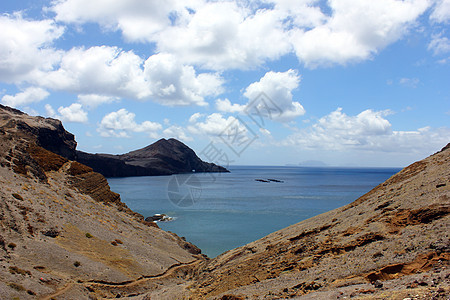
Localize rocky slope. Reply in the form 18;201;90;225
77;138;229;177
183;143;449;299
0;105;204;299
0;104;448;299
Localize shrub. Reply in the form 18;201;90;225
85;233;93;238
7;242;17;250
74;261;81;267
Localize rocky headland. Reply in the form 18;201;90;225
0;104;448;299
0;105;204;299
77;138;229;178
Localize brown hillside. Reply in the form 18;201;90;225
0;105;205;299
182;144;449;299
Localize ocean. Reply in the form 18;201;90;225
107;166;400;258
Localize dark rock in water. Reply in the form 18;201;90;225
145;214;174;222
255;178;284;183
268;178;284;183
77;138;229;178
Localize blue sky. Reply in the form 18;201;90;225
1;0;449;167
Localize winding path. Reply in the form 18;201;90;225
40;259;203;299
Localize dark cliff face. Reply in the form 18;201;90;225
0;104;77;160
0;105;228;178
78;138;229;178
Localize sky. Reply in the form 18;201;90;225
0;0;449;168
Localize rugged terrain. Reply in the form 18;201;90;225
0;104;448;299
184;143;449;299
0;105;204;299
77;138;229;177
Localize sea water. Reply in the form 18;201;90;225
107;166;400;258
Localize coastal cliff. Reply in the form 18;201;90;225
77;138;229;178
0;105;204;299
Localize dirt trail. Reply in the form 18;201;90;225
40;283;74;300
41;259;202;299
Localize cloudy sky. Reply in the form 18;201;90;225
1;0;449;167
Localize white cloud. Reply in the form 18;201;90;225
0;13;64;83
57;103;88;123
46;103;88;123
163;125;193;142
216;98;246;114
189;112;204;123
77;94;119;109
284;108;450;154
157;2;291;70
143;53;224;106
430;0;450;23
243;70;305;122
428;34;450;55
30;47;223;106
399;77;420;88
1;87;49;107
48;0;431;69
289;0;430;67
216;70;305;123
98;108;162;138
50;0;184;42
33;46;150;99
188;113;242;137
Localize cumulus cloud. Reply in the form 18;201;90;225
1;87;49;107
33;46;149;99
97;108;162;138
29;47;223;106
289;0;430;67
216;70;305;125
45;103;88;123
157;2;291;70
284;108;450;154
163;125;193;142
244;70;305;122
50;0;182;42
216;98;246;114
49;0;430;69
187;113;248;137
216;70;305;123
143;53;224;106
0;13;64;83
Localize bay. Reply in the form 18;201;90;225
107;166;400;258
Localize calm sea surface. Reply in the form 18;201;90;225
107;166;400;258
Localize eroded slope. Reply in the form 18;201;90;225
188;144;449;299
0;105;204;299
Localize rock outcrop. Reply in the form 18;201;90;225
0;104;228;178
77;138;229;178
0;105;204;299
